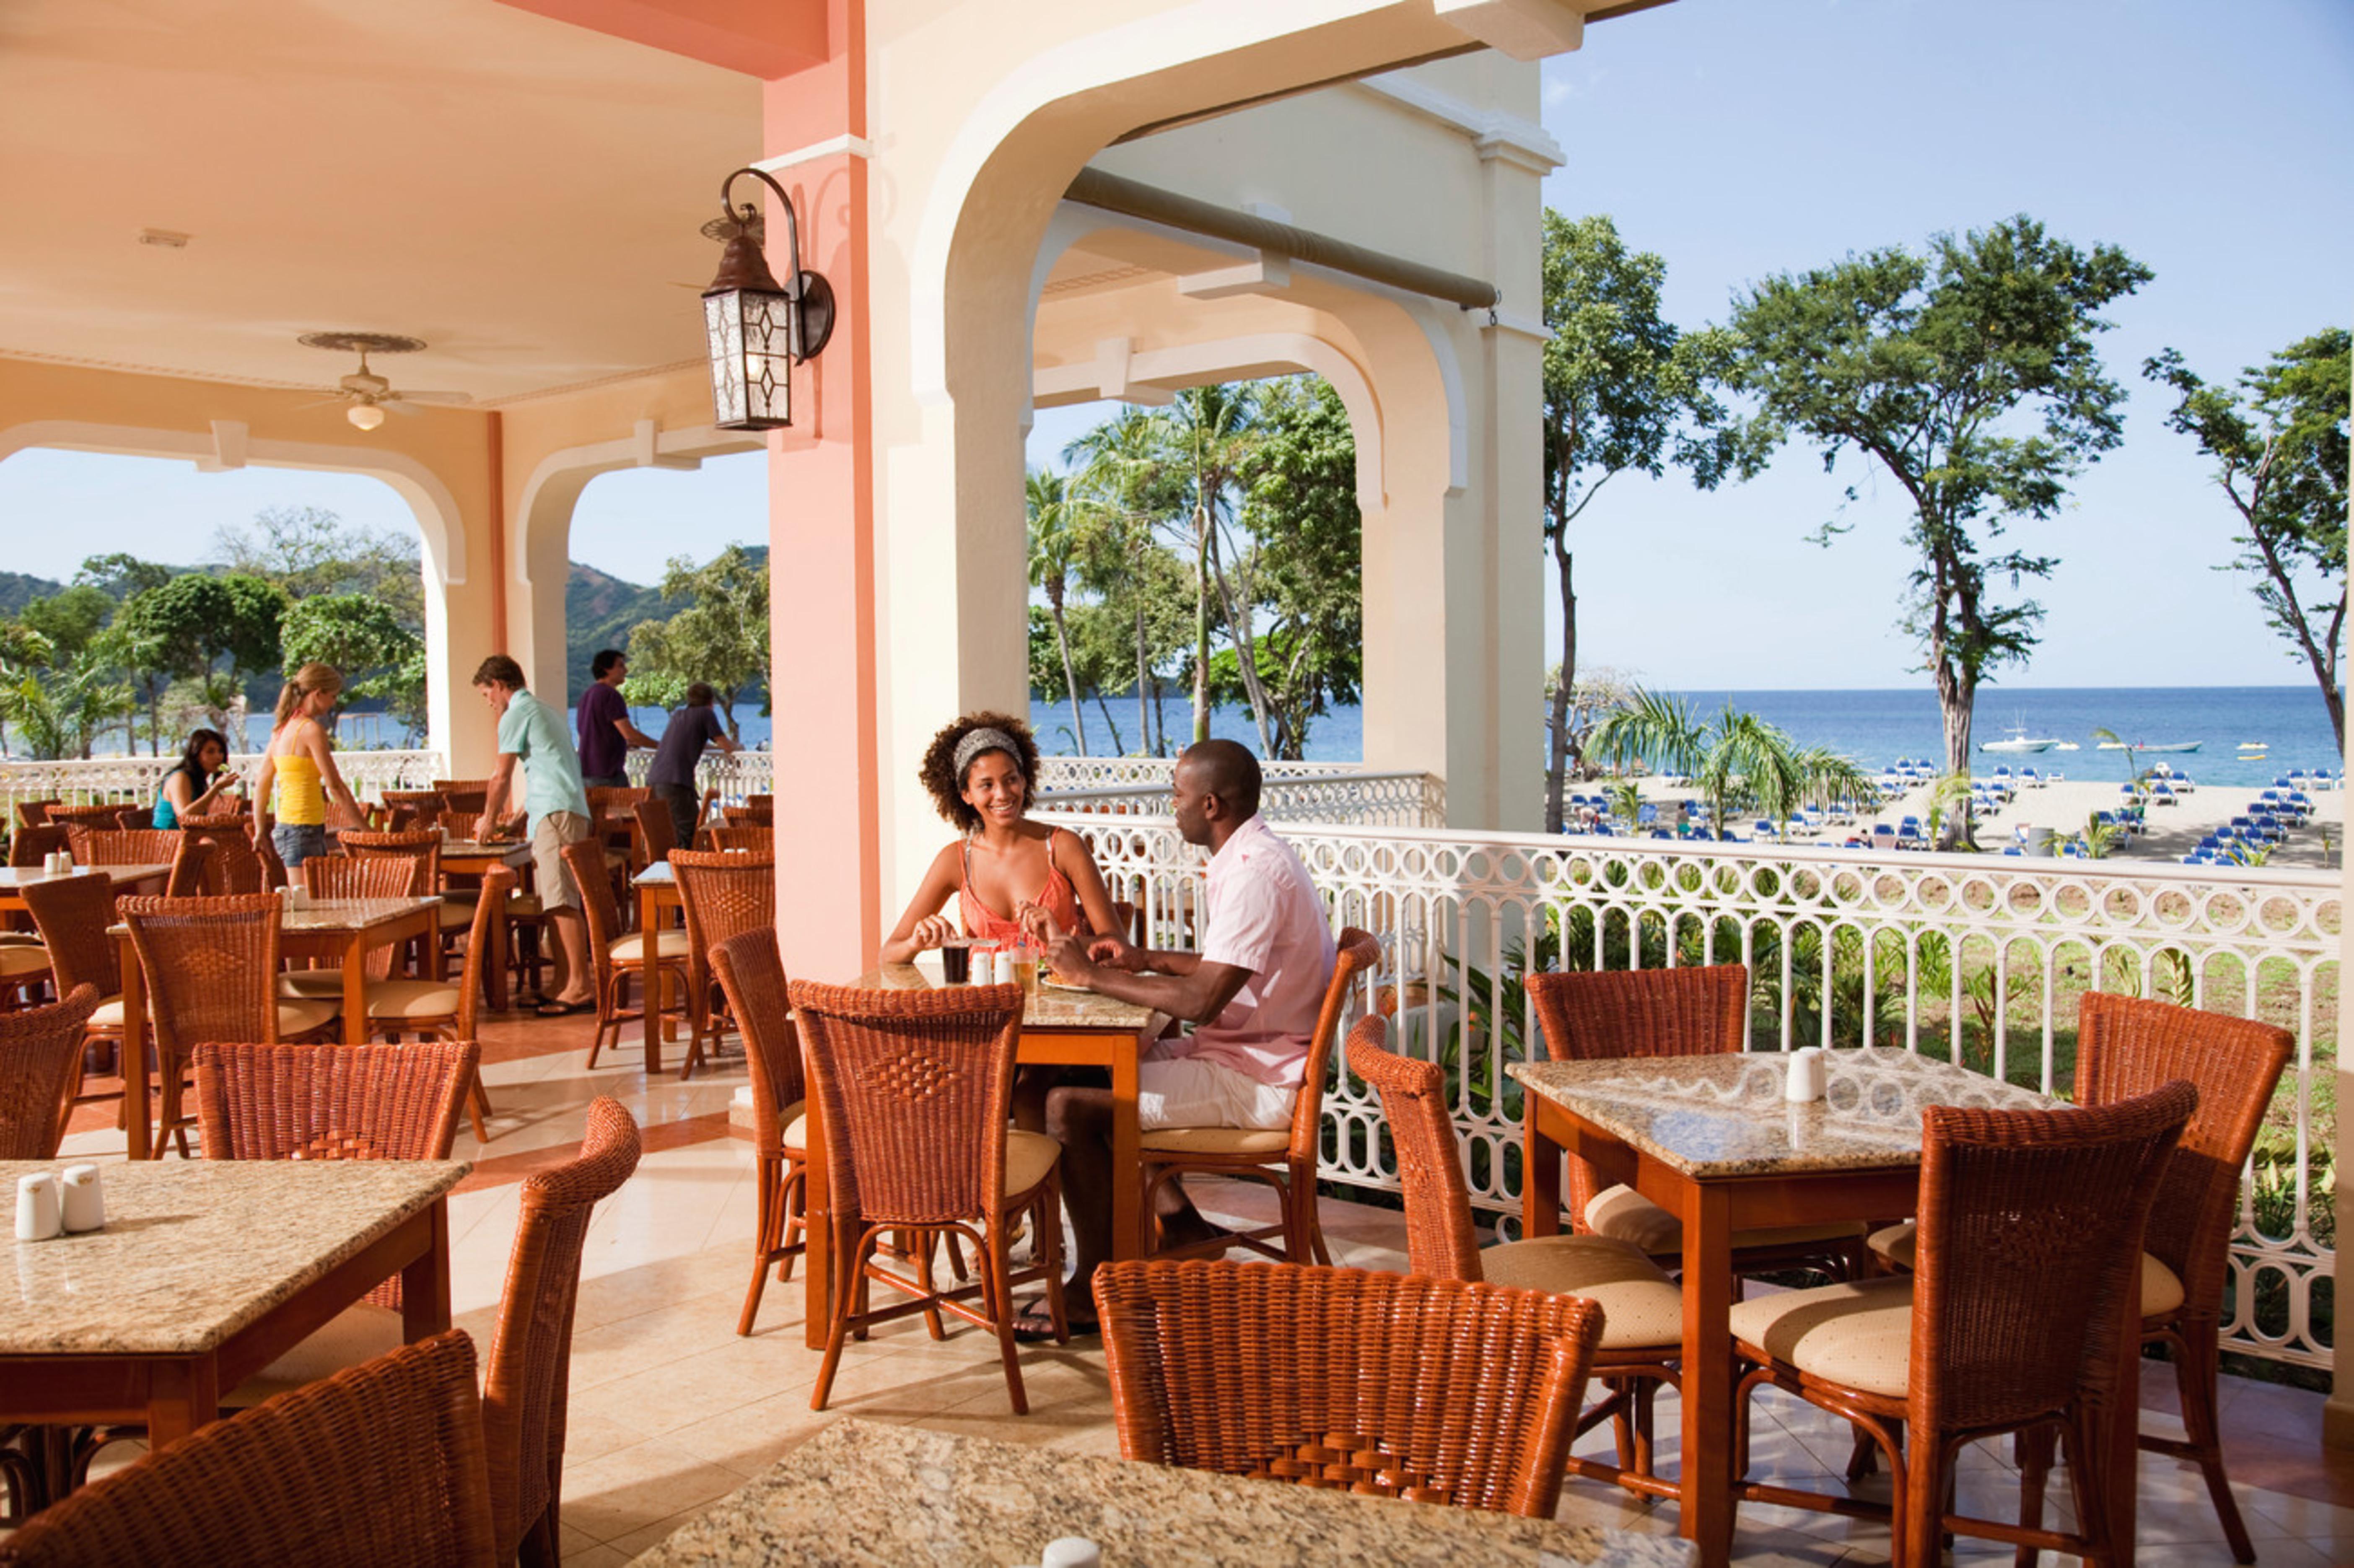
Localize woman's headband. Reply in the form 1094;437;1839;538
952;726;1022;780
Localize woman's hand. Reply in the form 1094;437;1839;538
1016;901;1067;949
910;912;959;950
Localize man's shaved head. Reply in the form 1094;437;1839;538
1179;739;1261;821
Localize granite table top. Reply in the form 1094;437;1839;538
0;864;172;890
629;1418;1695;1568
635;862;677;887
436;839;534;862
2;1158;467;1356
1508;1049;2060;1179
104;894;443;941
856;964;1163;1034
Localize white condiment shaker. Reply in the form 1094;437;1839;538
59;1165;104;1234
1784;1047;1827;1103
16;1173;60;1241
1040;1541;1102;1568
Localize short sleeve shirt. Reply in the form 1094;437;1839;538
1178;814;1338;1087
497;689;591;823
649;705;728;788
576;681;629;779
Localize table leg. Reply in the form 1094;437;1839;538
2107;1288;2140;1564
340;931;369;1044
402;1202;454;1342
145;1358;217;1451
1110;1037;1143;1260
423;909;446;982
487;895;511;1012
117;936;150;1161
801;1094;831;1351
1679;1180;1737;1568
637;886;664;1075
1523;1104;1562;1239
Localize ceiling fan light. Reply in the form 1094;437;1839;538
347;403;386;432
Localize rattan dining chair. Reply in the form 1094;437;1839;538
177;820;267;894
1137;926;1380;1266
709;929;807;1335
1527;964;1868;1280
76;829;211;898
1097;1257;1604;1517
669;848;776;1081
1729;1082;2196;1567
0;1331;499;1568
382;789;447;828
1347;1014;1684;1499
6;824;66;869
0;987;100;1158
13;800;58;831
631;797;677;866
45;803;133;850
561;839;690;1069
701;824;772;853
338;827;465;968
118;893;341;1157
787;979;1068;1414
21;872;133;1131
346;865;513;1141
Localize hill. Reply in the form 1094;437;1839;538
0;571;66;617
566;562;670;691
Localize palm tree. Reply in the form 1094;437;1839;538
1065;409;1166;754
1155;385;1265;749
1026;469;1089;756
1589;688;1876;838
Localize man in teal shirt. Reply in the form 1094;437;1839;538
474;654;596;1016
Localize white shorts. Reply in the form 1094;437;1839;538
1136;1039;1297;1132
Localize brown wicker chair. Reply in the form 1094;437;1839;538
337;828;463;965
560;838;688;1068
0;987;100;1158
435;780;491;817
1347;1013;1684;1499
1527;964;1867;1280
13;800;58;830
195;1041;476;1163
1729;1082;2196;1566
701;824;772;853
44;803;132;847
117;894;340;1156
0;1330;498;1568
1097;1257;1603;1517
787;979;1067;1413
669;848;776;1080
273;854;421;1003
631;797;677;866
7;824;66;868
1137;926;1380;1266
20;872;133;1129
382;789;446;827
178;820;267;894
710;929;808;1335
352;866;515;1142
76;829;210;898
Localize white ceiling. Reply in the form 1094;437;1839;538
0;0;764;403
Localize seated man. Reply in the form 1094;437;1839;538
1040;739;1336;1331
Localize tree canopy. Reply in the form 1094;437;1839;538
620;544;770;736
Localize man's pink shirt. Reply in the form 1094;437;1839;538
1180;814;1338;1087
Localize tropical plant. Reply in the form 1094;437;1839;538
1026;469;1093;755
112;573;288;731
1587;688;1877;837
620;544;770;737
280;593;428;740
0;650;135;760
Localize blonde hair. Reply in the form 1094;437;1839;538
275;662;343;725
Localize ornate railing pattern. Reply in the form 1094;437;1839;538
1043;813;2342;1369
0;750;447;815
622;748;774;801
1039;770;1445;830
1036;756;1382;790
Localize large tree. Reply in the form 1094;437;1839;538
280;594;429;740
1027;469;1093;756
1538;213;1763;831
113;573;288;731
1231;377;1364;759
1064;407;1185;756
1729;215;2151;772
621;544;770;738
214;505;425;628
2144;329;2349;751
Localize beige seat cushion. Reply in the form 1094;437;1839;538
277;968;346;999
224;1303;404;1408
508;894;545;918
613;929;691;962
277;998;341;1037
1004;1127;1060;1198
778;1102;807;1154
362;980;462;1022
0;944;50;978
86;995;126;1029
1479;1234;1683;1350
1139;1125;1291;1156
1587;1183;1865;1257
1868;1221;2185;1317
437;902;473;932
0;931;43;945
1728;1275;1916;1398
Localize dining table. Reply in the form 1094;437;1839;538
112;894;446;1160
627;1416;1695;1566
796;965;1164;1351
0;1157;465;1489
0;862;174;914
435;836;534;1011
1509;1047;2129;1568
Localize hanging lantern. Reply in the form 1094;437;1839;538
701;167;835;431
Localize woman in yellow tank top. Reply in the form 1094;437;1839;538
252;663;368;871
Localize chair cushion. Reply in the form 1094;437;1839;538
1868;1221;2185;1318
437;902;472;932
1728;1275;1916;1398
508;894;545;918
0;944;50;978
223;1303;404;1408
1004;1127;1060;1199
277;998;341;1037
1479;1234;1683;1350
362;980;463;1022
776;1101;807;1154
1587;1182;1865;1257
1138;1125;1291;1156
613;929;691;962
86;995;125;1029
277;968;346;999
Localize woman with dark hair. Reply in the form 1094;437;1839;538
152;728;237;828
878;711;1122;964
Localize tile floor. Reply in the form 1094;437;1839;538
51;1006;2354;1565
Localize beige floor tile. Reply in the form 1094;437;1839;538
558;1435;752;1545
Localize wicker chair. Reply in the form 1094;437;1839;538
701;824;772;853
787;979;1068;1414
1097;1257;1604;1518
669;848;776;1081
13;800;58;830
1137;926;1380;1265
177;820;267;894
1527;964;1867;1280
382;790;446;828
434;780;491;817
196;1041;475;1163
709;929;807;1335
275;855;420;1003
1729;1082;2196;1567
560;839;690;1068
76;829;210;898
117;894;341;1157
1346;1014;1683;1499
351;866;514;1142
20;872;133;1126
0;987;100;1158
7;824;66;868
44;803;132;846
337;828;464;966
0;1331;498;1568
631;797;677;866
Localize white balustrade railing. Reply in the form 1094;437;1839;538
1043;812;2342;1370
0;750;447;816
622;747;774;801
1036;756;1387;790
1039;770;1445;829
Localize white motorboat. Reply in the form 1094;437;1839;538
1980;726;2062;754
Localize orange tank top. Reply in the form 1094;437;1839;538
957;828;1082;948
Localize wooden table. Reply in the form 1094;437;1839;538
0;1158;464;1458
633;861;682;1068
1509;1049;2128;1568
436;837;533;1011
796;965;1163;1351
114;895;445;1160
0;862;173;913
627;1417;1694;1566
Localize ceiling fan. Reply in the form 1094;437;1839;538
295;332;471;430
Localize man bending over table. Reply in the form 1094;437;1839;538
1041;739;1336;1331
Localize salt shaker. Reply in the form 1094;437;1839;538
1784;1047;1827;1103
1040;1541;1101;1568
16;1173;60;1242
59;1165;104;1234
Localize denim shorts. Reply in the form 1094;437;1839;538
272;823;329;869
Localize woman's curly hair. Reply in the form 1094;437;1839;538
919;710;1041;831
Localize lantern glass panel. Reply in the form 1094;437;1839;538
705;285;795;431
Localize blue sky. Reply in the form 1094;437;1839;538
1;0;2345;690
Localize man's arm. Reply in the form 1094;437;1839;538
480;753;521;834
615;717;661;749
1045;935;1248;1026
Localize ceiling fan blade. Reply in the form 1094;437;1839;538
292;397;348;412
379;399;425;417
395;390;472;405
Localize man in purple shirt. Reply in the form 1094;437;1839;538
649;683;743;848
576;649;658;788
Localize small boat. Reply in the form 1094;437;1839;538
1981;726;2062;754
2098;740;2203;754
